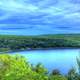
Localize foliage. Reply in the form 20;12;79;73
0;54;80;80
0;54;68;80
51;69;61;75
0;34;80;52
67;68;79;80
49;75;67;80
0;54;48;80
67;55;80;80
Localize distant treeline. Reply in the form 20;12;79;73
0;34;80;52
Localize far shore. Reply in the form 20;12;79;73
0;47;80;53
0;34;80;53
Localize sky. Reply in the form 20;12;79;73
0;0;80;35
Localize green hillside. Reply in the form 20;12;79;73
0;34;80;52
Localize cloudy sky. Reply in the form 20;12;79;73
0;0;80;35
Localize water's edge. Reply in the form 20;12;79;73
0;47;80;54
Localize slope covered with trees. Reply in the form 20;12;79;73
0;34;80;52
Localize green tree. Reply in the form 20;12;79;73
51;69;61;75
67;68;78;80
49;75;67;80
0;54;49;80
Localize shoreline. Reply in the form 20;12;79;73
0;34;80;53
0;47;80;53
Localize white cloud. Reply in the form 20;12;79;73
0;0;80;26
0;0;38;13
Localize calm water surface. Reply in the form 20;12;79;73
11;49;80;74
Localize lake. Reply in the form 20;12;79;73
11;49;80;74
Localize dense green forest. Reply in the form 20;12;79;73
0;34;80;52
0;54;79;80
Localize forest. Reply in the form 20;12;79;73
0;54;79;80
0;34;80;52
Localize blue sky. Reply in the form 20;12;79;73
0;0;80;35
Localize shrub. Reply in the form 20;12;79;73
51;69;61;75
0;54;48;80
49;75;67;80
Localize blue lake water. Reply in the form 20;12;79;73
11;49;80;74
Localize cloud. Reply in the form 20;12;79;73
0;0;80;21
0;0;80;34
0;0;38;12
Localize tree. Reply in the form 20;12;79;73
49;75;67;80
0;54;49;80
51;69;61;75
67;68;78;80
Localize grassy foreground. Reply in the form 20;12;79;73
0;54;80;80
0;34;80;52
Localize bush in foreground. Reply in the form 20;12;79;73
0;54;74;80
49;75;68;80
